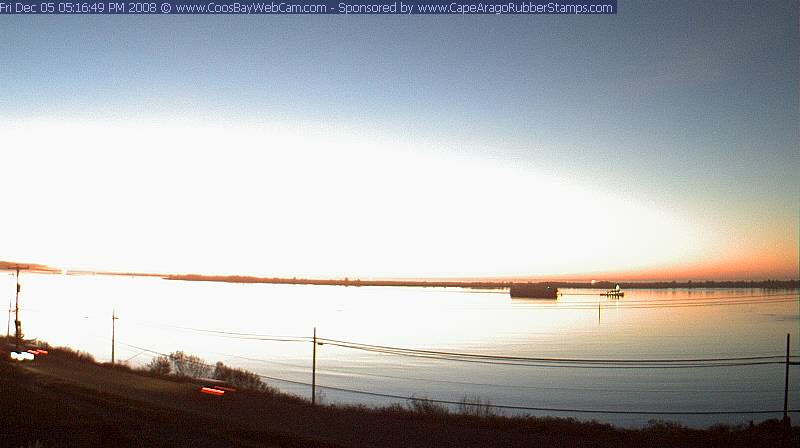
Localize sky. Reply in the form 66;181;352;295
0;1;798;280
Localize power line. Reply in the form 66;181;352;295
325;347;786;369
109;315;800;365
316;337;796;368
116;341;800;416
112;319;799;368
233;354;790;394
212;350;795;394
258;374;800;416
118;341;170;357
122;320;312;343
34;305;798;370
212;352;310;370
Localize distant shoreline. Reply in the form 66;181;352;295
1;261;797;290
163;274;800;291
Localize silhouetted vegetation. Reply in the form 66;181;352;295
407;395;450;416
458;395;499;417
167;273;799;291
49;344;96;363
213;361;276;393
167;351;211;378
16;441;43;448
146;354;171;375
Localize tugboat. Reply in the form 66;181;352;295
601;284;624;298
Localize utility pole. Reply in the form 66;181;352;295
783;332;800;425
6;271;12;338
785;333;791;423
312;327;317;405
111;310;118;365
14;267;21;350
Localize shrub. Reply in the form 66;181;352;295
407;395;449;416
646;419;689;433
146;355;171;375
212;361;275;393
168;351;211;378
108;360;133;371
55;346;96;363
458;395;498;417
383;403;407;415
31;340;52;350
17;441;43;448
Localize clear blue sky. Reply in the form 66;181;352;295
0;1;797;279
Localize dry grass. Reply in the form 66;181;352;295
17;441;44;448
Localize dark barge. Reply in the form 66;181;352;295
509;284;559;299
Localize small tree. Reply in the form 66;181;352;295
168;351;211;378
213;361;273;392
457;395;498;417
408;395;449;416
146;355;171;375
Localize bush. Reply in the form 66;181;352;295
646;419;689;433
146;355;171;375
30;340;52;350
212;361;275;393
408;395;449;416
458;395;498;417
55;346;96;363
17;441;43;448
108;360;133;371
168;351;211;378
383;403;407;415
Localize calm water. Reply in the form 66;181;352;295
5;272;799;428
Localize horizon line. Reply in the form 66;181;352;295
0;260;797;284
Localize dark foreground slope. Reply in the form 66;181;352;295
1;344;797;448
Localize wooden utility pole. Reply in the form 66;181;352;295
783;332;800;424
14;267;21;350
6;271;13;337
785;333;791;422
111;310;118;365
312;327;317;405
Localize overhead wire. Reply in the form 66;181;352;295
301;382;800;416
117;340;800;416
217;352;789;394
315;337;796;369
110;314;800;369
